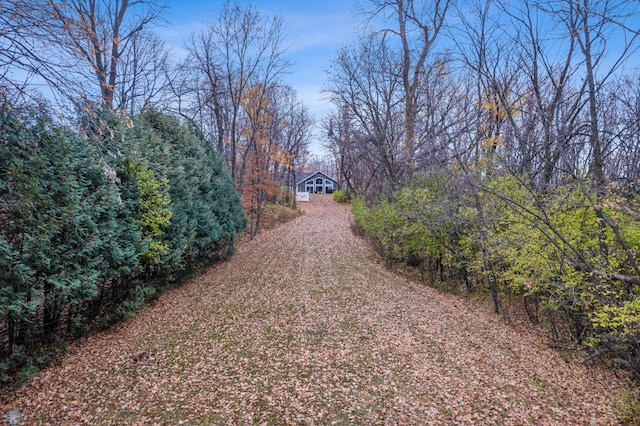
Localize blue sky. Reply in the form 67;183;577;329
162;0;363;153
159;1;640;154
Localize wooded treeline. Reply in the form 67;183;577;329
325;0;640;380
1;0;314;236
0;0;313;386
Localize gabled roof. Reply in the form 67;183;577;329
296;170;338;185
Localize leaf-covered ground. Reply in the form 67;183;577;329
1;195;627;425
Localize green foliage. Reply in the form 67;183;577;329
0;341;67;389
0;100;114;327
591;299;640;338
351;173;476;284
126;161;172;265
333;189;349;203
350;197;370;222
0;100;246;390
615;386;640;425
127;109;247;268
481;176;640;351
352;168;640;380
0;100;131;385
116;285;158;320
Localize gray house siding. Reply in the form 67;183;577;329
296;171;339;194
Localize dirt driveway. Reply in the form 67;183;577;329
1;195;626;425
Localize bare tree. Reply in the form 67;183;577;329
324;106;387;200
325;33;405;193
117;30;173;114
538;0;640;189
0;1;68;96
413;59;466;172
359;0;452;176
5;0;166;108
273;87;314;196
443;0;640;314
609;73;640;188
500;0;583;187
183;1;289;179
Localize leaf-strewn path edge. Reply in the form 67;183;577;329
1;195;626;425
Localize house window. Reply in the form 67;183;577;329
316;178;323;184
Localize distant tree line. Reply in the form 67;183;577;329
325;0;640;381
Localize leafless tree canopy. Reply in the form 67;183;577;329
1;0;168;110
326;0;640;196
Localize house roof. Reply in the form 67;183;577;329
296;170;338;185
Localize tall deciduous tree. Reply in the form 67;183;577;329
325;33;405;194
236;84;312;236
182;1;289;179
117;30;174;115
539;0;639;190
360;0;452;176
5;0;166;108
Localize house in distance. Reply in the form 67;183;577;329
296;171;339;194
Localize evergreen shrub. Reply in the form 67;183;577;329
0;100;246;388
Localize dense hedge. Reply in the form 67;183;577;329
352;172;640;381
0;101;246;387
